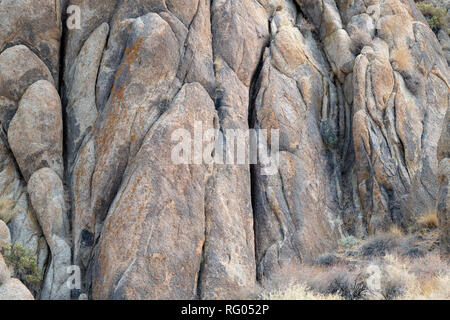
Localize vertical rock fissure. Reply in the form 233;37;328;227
248;46;268;282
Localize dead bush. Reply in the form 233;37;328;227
306;265;368;300
360;234;400;257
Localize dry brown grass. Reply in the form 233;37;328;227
0;197;15;223
390;224;405;236
261;284;342;300
384;254;450;300
260;251;449;300
417;212;439;229
391;46;412;72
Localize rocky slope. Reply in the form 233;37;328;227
0;0;448;300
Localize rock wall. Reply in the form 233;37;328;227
0;0;448;299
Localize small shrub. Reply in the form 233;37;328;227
320;119;338;151
314;254;345;267
398;235;427;258
340;236;359;249
261;253;450;300
401;246;427;258
416;2;449;35
306;266;368;300
1;243;43;291
360;234;399;257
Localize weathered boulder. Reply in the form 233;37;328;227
8;80;63;181
0;45;54;103
0;0;61;82
0;278;34;300
0;45;54;131
28;168;71;300
0;130;48;278
71;12;182;279
0;220;10;249
350;1;448;233
198;0;270;299
0;253;10;285
92;83;216;300
252;2;343;283
65;22;109;170
63;0;118;80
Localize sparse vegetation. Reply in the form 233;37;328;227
261;284;342;300
261;253;449;300
340;235;359;249
415;1;449;35
1;243;43;292
306;265;368;300
320;119;339;151
261;227;448;300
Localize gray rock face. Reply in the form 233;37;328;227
0;45;54;131
8;80;63;181
92;83;216;299
0;2;63;299
68;0;449;299
0;253;10;285
199;0;270;299
28;168;71;300
0;278;34;300
65;22;109;170
0;220;10;250
0;128;48;295
0;0;448;300
437;109;449;256
253;5;344;282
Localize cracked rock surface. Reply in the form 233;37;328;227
0;0;448;299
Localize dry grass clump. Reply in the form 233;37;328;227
261;284;342;300
260;263;369;300
391;46;412;72
0;197;16;223
305;265;368;300
382;254;450;300
389;224;405;236
261;253;449;300
360;233;400;257
314;253;346;267
417;212;439;230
